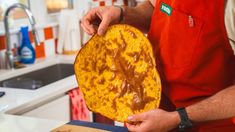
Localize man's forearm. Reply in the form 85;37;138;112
186;85;235;122
123;1;154;33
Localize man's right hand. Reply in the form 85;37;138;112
81;6;122;36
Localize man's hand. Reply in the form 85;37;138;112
126;109;180;132
81;6;121;36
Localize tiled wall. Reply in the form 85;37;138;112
33;26;58;58
0;0;143;69
92;0;127;6
91;0;145;7
0;25;58;69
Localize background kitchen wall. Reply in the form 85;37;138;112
0;0;145;69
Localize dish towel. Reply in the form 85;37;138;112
68;88;90;121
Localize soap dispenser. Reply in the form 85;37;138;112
19;26;36;64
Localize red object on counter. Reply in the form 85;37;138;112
148;0;235;131
68;88;90;121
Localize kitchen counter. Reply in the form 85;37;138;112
0;114;66;132
0;55;77;132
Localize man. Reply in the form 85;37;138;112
81;0;235;131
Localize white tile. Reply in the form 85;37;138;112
91;1;100;8
44;39;55;57
105;0;112;6
10;33;20;49
32;42;36;49
37;28;45;42
114;0;124;5
53;26;59;39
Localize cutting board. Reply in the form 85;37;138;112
51;124;109;132
50;120;128;132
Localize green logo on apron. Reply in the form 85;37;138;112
160;2;172;16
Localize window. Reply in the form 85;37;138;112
45;0;73;14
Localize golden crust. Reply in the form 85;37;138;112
74;24;161;122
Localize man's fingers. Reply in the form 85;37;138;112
128;113;146;122
126;123;140;132
81;7;115;36
81;8;100;35
82;19;97;34
81;22;93;35
97;15;111;36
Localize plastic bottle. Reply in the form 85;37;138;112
19;26;36;64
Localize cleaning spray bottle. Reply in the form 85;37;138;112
19;26;36;64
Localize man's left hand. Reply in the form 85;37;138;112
126;109;180;132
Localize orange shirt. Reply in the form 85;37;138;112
148;0;235;131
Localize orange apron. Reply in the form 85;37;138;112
148;0;235;131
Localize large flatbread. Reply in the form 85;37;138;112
74;24;161;122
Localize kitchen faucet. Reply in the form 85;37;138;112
3;3;40;69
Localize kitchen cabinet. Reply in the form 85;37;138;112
22;94;70;122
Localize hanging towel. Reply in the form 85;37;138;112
68;88;90;121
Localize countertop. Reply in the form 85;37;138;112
0;114;66;132
0;55;77;132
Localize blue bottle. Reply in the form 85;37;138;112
19;26;36;64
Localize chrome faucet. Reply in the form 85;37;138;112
3;3;40;69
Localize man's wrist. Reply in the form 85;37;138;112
177;107;193;131
167;111;181;131
172;111;181;127
114;5;125;23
